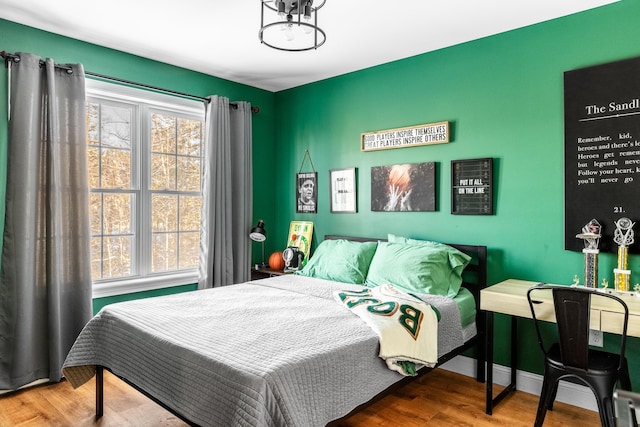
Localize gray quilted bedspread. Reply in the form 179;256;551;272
62;275;470;427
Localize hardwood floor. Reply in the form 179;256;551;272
0;369;600;426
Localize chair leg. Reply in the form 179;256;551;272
535;376;558;427
588;376;619;427
548;381;559;411
594;395;616;427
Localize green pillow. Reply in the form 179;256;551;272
296;239;378;284
366;240;469;297
387;233;471;290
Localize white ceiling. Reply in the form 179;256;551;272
0;0;618;92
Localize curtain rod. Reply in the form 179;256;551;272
1;50;259;113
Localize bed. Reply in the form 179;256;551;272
62;234;487;426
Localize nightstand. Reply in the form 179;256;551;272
251;267;288;280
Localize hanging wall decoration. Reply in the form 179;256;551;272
296;149;317;213
371;162;436;212
361;121;449;152
451;158;494;215
330;167;357;213
564;55;640;253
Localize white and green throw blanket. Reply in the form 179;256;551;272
334;284;441;376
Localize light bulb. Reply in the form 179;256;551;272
303;15;313;34
285;23;294;41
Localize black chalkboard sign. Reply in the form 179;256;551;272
451;158;493;215
564;56;640;252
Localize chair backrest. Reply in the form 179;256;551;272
554;287;592;368
527;284;629;370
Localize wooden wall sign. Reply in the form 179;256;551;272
451;158;493;215
361;121;449;152
564;56;640;252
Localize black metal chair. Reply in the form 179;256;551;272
526;284;632;427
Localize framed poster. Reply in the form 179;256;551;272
564;56;640;252
371;162;436;212
451;158;493;215
296;172;317;213
330;168;357;213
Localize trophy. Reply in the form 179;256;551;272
613;217;635;292
576;219;601;288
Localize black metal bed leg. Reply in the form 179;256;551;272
96;365;104;420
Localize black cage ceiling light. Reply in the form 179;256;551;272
259;0;326;52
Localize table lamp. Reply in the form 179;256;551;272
249;220;267;268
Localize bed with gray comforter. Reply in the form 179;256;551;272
62;274;474;426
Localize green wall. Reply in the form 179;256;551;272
3;0;640;385
0;19;277;313
272;0;640;381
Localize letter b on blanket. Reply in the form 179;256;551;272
399;304;423;340
334;284;439;375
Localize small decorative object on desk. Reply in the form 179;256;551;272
613;217;635;292
268;251;285;271
576;219;601;288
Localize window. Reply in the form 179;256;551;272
86;80;206;297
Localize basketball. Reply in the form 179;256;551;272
268;251;285;271
388;164;411;191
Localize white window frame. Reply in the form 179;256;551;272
86;79;206;298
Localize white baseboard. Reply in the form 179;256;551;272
439;355;598;413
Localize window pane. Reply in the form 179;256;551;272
177;156;201;192
103;236;132;278
152;233;177;272
87;102;99;146
151;113;176;154
177;118;202;156
90;237;102;279
103;194;133;234
101;148;131;189
179;232;199;269
151;153;176;190
89;193;102;235
152;194;178;232
88;147;100;188
179;196;201;231
101;104;131;149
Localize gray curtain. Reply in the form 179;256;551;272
0;53;92;391
199;96;253;289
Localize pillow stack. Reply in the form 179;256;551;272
297;234;471;298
